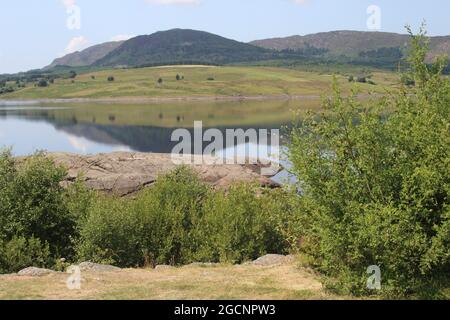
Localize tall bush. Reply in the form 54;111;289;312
288;27;449;297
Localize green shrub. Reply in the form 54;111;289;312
37;79;48;87
75;195;139;266
0;237;51;274
288;27;450;298
76;167;292;268
192;184;290;264
76;167;208;267
0;150;87;271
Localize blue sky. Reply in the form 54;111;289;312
0;0;449;74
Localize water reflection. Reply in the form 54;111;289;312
0;99;320;156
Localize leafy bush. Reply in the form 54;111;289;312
0;237;51;274
76;167;208;267
76;167;291;267
288;27;449;297
37;79;48;87
191;185;290;264
0;150;89;272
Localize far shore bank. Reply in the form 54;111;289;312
0;94;322;106
0;93;384;106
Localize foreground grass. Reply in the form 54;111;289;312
0;261;343;300
2;65;398;100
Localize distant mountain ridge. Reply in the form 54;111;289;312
45;41;125;69
43;29;450;71
250;30;450;60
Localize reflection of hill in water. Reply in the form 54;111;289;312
56;123;179;153
1;106;288;153
55;122;284;153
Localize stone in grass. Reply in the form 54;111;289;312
75;262;121;273
18;267;57;277
154;265;176;271
251;254;295;267
184;262;220;268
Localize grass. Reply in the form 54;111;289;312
0;260;343;300
1;65;399;100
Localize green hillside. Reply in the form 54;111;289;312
95;29;273;67
0;65;399;100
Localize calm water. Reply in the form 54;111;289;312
0;99;319;156
1;100;321;184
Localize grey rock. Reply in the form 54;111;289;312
251;254;295;267
17;267;57;277
75;262;121;273
154;265;175;271
184;262;220;268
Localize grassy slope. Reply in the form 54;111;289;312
2;66;398;100
0;261;341;300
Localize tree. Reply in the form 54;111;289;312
107;76;115;82
69;71;77;79
37;79;48;87
157;77;163;84
176;74;181;81
288;26;450;298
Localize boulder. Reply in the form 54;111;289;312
18;267;57;277
75;262;121;273
251;254;295;267
154;265;175;271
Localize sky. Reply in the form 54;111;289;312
0;0;449;74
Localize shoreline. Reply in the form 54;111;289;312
0;94;323;106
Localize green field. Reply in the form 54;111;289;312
1;65;399;100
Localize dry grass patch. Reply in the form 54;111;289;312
0;261;342;300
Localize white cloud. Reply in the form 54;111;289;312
110;34;136;42
62;0;76;9
64;36;89;54
145;0;201;5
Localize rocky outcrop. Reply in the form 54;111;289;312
46;152;280;196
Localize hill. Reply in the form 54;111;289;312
0;65;398;100
251;30;450;61
94;29;272;67
45;41;125;69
